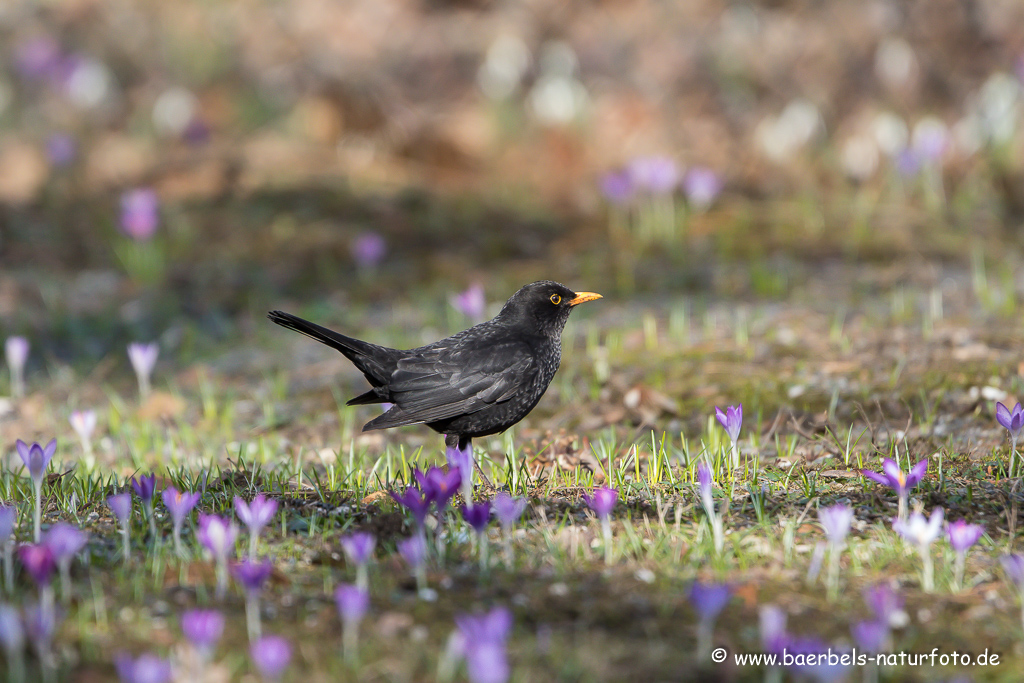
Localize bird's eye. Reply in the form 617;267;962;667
549;294;562;305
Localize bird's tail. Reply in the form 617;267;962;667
266;311;395;382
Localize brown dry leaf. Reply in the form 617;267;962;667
734;583;759;608
137;391;187;420
375;612;414;638
362;490;390;505
622;384;678;425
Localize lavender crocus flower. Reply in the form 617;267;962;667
5;337;29;399
24;600;59;678
69;410;97;468
445;444;475;505
819;504;853;599
416;466;462;513
46;133;77;167
233;559;273;639
462;502;492;572
250;635;291;681
947;519;984;591
997;401;1024;477
390;486;431;530
119;189;160;241
451;284;486;322
759;604;787;654
108;493;132;563
453;607;513;683
682;167;722;211
17;543;55;610
115;652;172;683
0;603;25;683
584;486;618;565
235;495;278;560
127;342;159;398
893;507;943;592
198;515;238;599
697;462;724;555
628;156;680;194
181;609;224;660
162;487;200;558
861;457;927;522
689;581;732;661
14;37;62;81
42;523;86;603
0;506;15;594
863;583;905;640
16;439;56;542
493;493;526;568
131;474;159;544
351;232;386;269
340;532;375;591
715;404;742;467
1004;553;1024;634
398;534;428;592
599;169;634;206
335;583;369;663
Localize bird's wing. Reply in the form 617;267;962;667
363;340;533;430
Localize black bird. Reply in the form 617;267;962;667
268;281;601;452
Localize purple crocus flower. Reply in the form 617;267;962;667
340;531;374;590
893;507;944;592
627;156;680;194
390;486;431;528
682;166;722;210
947;520;984;554
335;583;369;626
162;487;200;554
715;404;742;443
893;148;922;177
14;37;62;81
24;600;58;665
454;607;513;683
997;402;1024;441
250;635;291;681
0;506;14;593
127;342;159;398
107;493;132;525
863;583;904;627
69;410;97;447
43;524;86;564
234;495;278;535
759;604;787;654
46;133;77;167
492;493;526;529
197;515;237;562
17;543;55;587
0;506;15;544
16;439;55;488
232;559;273;594
461;502;492;535
415;466;462;512
119;189;160;241
583;487;618;520
861;457;927;521
0;603;24;663
235;495;278;559
398;534;427;569
911;118;948;162
852;620;888;654
697;462;715;514
181;609;224;655
599;169;634;206
451;284;486;321
115;652;172;683
131;474;157;505
689;580;732;623
1002;553;1024;593
351;232;386;268
818;504;853;545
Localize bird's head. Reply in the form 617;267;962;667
498;281;602;337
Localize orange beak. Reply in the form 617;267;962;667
568;291;602;306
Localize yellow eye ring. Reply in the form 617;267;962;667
549;294;562;305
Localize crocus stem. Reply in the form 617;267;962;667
59;561;71;604
953;552;965;592
919;544;934;593
245;593;261;641
138;374;151;399
356;564;368;592
145;503;158;546
696;620;712;661
711;515;724;556
249;531;259;560
173;526;183;559
826;542;841;601
730;441;739;469
11;368;24;400
120;523;130;564
33;480;41;544
897;495;907;525
3;542;12;593
343;621;358;664
601;517;612;565
503;530;514;568
415;566;427;592
6;648;24;683
215;559;228;600
478;534;489;574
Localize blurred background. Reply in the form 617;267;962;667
2;0;1024;370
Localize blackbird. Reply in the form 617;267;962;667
268;281;601;451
